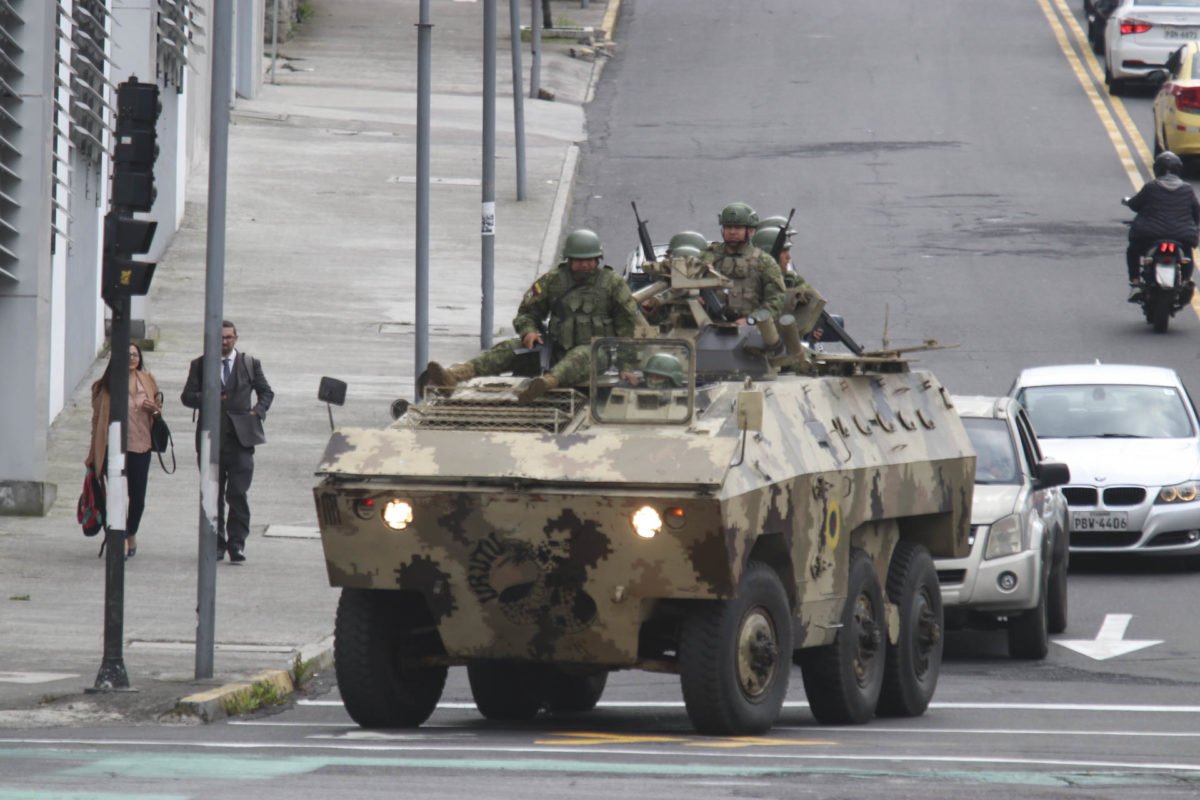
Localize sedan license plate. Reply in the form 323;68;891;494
1072;511;1129;531
1165;27;1200;40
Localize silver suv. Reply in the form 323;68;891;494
937;396;1071;659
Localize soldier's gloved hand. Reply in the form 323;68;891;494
522;331;543;349
795;285;817;306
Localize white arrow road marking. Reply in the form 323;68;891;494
1055;614;1163;661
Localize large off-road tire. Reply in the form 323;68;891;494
1047;551;1069;635
467;662;543;721
679;561;793;735
334;588;448;728
877;541;943;718
545;670;608;713
799;550;886;725
1007;579;1050;660
1152;291;1172;333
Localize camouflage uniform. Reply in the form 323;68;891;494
701;242;788;320
469;262;640;385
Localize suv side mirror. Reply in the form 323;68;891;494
318;377;347;432
1035;460;1070;490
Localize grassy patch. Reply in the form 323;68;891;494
221;678;286;716
297;0;315;23
290;654;319;689
9;594;30;601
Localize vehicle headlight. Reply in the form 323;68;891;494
1157;481;1200;504
631;506;662;539
984;514;1023;560
382;499;414;530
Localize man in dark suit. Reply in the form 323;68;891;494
181;320;274;563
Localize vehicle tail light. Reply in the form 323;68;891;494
1161;242;1177;254
1173;86;1200;112
1119;18;1153;35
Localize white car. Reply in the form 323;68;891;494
1105;0;1200;94
1011;363;1200;556
937;397;1071;660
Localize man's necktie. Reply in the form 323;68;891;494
222;357;232;385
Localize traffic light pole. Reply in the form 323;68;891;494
90;297;132;692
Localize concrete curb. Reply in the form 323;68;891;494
176;635;334;722
538;144;581;274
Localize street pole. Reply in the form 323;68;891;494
481;0;496;349
195;0;235;681
90;297;131;692
414;0;432;398
509;0;527;201
270;0;280;84
530;0;541;100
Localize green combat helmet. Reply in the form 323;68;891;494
752;226;791;252
667;230;709;254
756;215;796;235
562;228;604;260
643;352;685;387
717;202;759;228
669;245;703;260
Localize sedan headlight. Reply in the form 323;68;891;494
382;499;414;530
984;514;1023;560
1157;481;1200;504
631;506;662;539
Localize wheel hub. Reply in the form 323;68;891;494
737;609;779;699
852;592;882;685
913;588;941;676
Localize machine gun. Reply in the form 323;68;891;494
632;202;658;265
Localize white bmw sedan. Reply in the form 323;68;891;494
1011;364;1200;555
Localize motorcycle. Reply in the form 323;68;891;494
1122;198;1196;334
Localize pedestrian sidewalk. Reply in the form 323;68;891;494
0;0;621;726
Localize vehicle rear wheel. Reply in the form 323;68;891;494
334;588;448;728
1047;553;1069;635
1007;577;1050;660
545;669;608;713
679;560;792;735
798;549;886;724
1152;291;1172;333
467;662;544;721
877;542;943;718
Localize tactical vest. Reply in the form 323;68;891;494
711;246;767;316
549;269;618;351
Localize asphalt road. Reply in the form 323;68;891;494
3;0;1199;796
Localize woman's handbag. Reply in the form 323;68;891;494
77;465;105;537
151;391;176;474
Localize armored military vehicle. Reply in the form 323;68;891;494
313;254;974;735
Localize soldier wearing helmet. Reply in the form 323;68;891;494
642;352;685;389
752;226;794;275
666;230;709;256
1126;151;1200;301
701;202;793;324
426;229;641;403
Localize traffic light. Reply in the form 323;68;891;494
103;78;160;305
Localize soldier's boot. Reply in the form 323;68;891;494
517;374;560;405
427;361;474;387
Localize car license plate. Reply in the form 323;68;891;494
1165;27;1199;40
1072;511;1129;531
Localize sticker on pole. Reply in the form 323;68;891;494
482;202;496;236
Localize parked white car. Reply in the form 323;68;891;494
1011;363;1200;557
937;396;1071;660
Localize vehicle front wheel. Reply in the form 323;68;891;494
679;561;793;735
1047;553;1069;635
798;549;886;724
877;541;943;718
1007;578;1050;660
334;588;448;728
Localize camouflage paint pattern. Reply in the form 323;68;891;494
700;242;788;319
315;365;973;663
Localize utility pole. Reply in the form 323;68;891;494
415;0;433;397
481;0;497;348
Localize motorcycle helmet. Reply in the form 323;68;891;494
1154;151;1184;178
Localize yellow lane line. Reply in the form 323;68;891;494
1034;0;1145;190
534;731;833;748
1049;0;1155;172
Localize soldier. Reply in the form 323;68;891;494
642;352;685;389
701;202;790;325
666;230;709;257
427;229;641;404
752;226;796;279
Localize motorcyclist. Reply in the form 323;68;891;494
1126;151;1200;301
